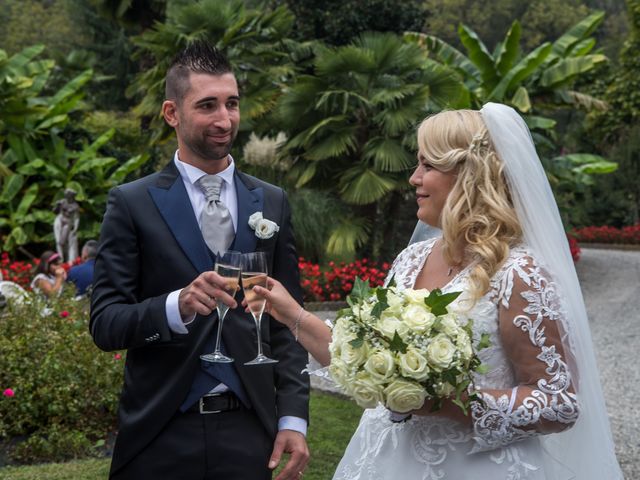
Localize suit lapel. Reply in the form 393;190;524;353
232;171;263;254
148;162;212;274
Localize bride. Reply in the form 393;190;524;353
252;103;622;479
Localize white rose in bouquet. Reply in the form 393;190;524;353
377;314;409;340
403;288;430;305
340;341;370;367
401;304;436;333
351;371;385;408
384;378;428;413
426;334;456;370
439;313;461;336
363;349;396;381
398;348;430;382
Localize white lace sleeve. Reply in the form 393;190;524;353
470;253;579;452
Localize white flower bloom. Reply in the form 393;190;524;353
248;212;263;229
401;304;436;333
398;348;430;381
404;288;430;305
426;334;456;370
435;381;455;397
350;371;385;408
377;315;409;340
439;313;461;336
363;349;396;381
340;341;370;367
456;331;474;361
384;378;427;413
254;218;279;239
328;358;353;393
386;290;404;309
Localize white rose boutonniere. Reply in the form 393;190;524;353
248;211;280;239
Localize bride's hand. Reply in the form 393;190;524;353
244;277;301;329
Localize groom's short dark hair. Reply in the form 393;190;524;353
165;40;233;103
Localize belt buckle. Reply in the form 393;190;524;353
199;393;222;415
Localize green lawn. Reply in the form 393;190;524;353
0;391;362;480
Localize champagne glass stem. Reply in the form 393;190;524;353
253;312;264;357
213;303;230;353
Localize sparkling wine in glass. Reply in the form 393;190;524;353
201;250;241;363
242;252;278;365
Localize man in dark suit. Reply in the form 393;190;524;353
90;41;310;480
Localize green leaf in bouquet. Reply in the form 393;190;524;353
478;333;491;350
476;364;490;374
387;275;396;288
370;288;389;318
456;379;471;395
349;330;365;349
350;277;372;302
451;397;469;416
442;368;460;386
388;331;408;353
424;289;462;316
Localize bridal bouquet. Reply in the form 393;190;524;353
329;278;489;414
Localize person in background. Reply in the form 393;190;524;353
31;250;66;297
67;239;98;296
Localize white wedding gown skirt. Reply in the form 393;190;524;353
333;405;547;480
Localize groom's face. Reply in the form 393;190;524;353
166;72;240;170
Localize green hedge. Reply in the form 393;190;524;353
0;291;123;464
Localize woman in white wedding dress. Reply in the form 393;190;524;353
253;103;622;479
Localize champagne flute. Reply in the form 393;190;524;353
242;252;278;365
200;250;241;363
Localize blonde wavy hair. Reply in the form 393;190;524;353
417;110;523;301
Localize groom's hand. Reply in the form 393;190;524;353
269;430;309;480
178;271;238;319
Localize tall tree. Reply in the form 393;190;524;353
281;0;426;46
276;32;465;259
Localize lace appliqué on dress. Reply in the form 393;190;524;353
470;248;579;452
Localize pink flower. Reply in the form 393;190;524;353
3;388;15;397
60;310;69;318
114;353;122;360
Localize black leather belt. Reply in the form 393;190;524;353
188;392;241;414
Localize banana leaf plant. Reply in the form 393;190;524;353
405;13;616;218
0;46;149;253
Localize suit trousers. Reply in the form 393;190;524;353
111;404;273;480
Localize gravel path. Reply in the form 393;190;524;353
575;247;640;479
311;247;640;479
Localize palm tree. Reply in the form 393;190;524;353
275;32;465;259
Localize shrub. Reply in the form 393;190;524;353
0;290;123;464
570;224;640;244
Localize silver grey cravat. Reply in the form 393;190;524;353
196;174;234;256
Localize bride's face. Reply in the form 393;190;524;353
409;153;457;228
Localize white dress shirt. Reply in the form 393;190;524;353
163;151;307;435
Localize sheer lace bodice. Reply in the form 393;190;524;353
333;239;579;480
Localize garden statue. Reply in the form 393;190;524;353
53;188;80;262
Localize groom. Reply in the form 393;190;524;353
90;41;310;479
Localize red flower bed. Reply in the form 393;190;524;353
567;234;581;262
299;257;390;302
570;224;640;245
